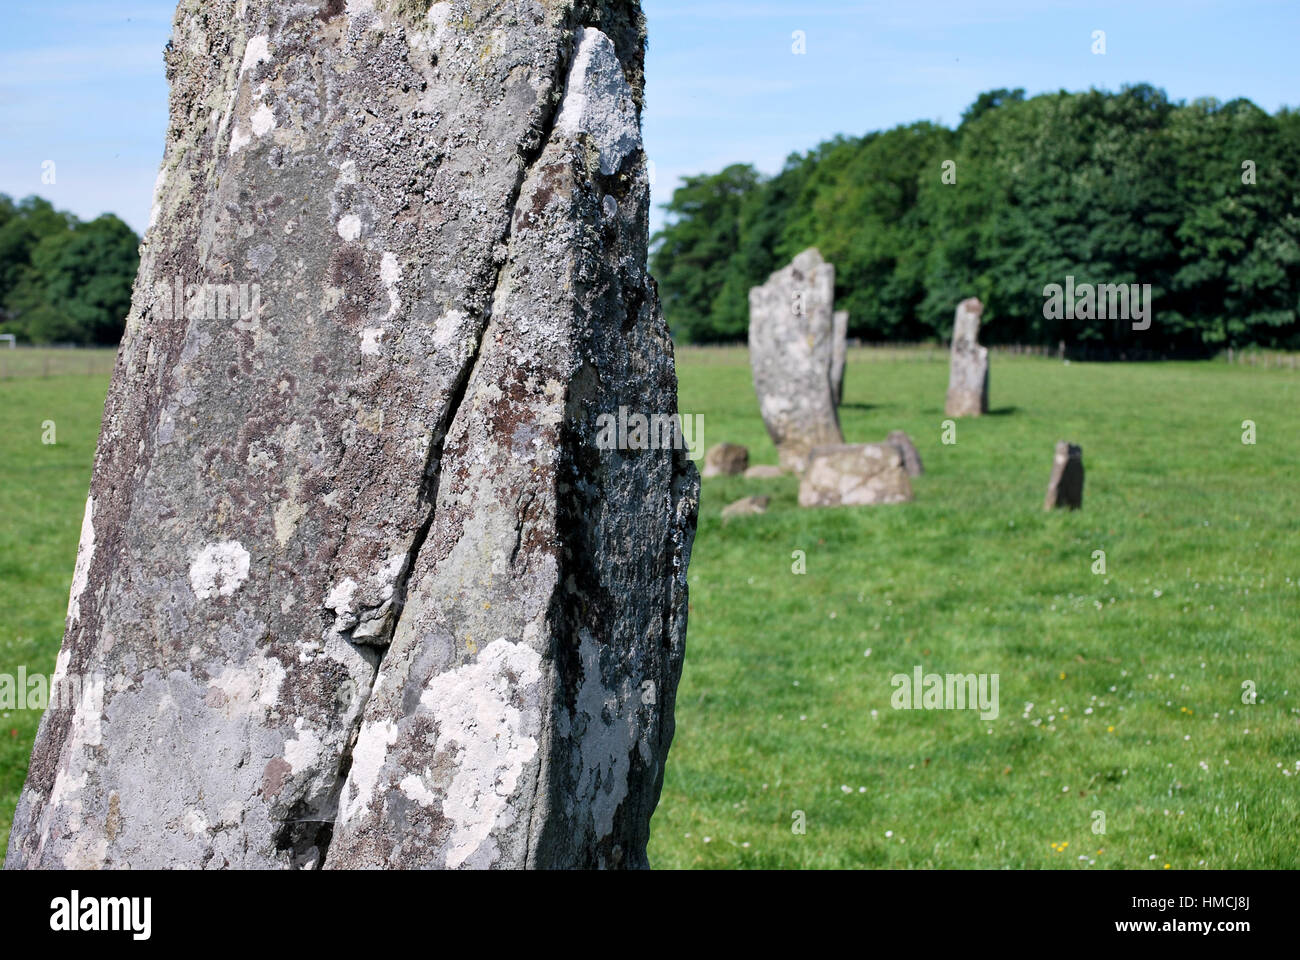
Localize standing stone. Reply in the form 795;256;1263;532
6;2;697;872
1044;442;1084;510
945;297;989;417
702;442;748;478
798;444;913;508
830;310;848;407
886;430;924;477
748;249;843;472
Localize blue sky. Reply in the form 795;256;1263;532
2;0;1296;237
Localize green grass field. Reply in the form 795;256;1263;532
2;347;1298;868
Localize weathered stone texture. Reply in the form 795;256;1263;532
748;248;843;471
945;297;989;417
798;443;913;508
701;442;748;478
886;430;924;477
1044;441;1084;510
7;0;696;872
830;309;848;408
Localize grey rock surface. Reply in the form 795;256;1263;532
7;0;696;872
1044;441;1084;510
945;297;989;417
702;442;748;478
798;443;913;508
886;430;924;477
748;248;843;471
830;310;848;407
743;464;784;479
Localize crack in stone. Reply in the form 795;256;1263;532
313;17;586;867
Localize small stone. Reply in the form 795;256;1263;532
702;442;749;478
743;464;785;479
886;430;923;477
722;495;770;521
1044;441;1084;510
798;444;913;508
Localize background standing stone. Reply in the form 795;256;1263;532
831;309;848;408
945;297;989;417
1044;441;1085;510
748;248;843;471
7;0;696;871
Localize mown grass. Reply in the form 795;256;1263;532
648;346;1300;868
1;347;1297;868
0;370;108;860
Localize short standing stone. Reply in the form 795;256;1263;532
703;442;749;478
831;310;849;407
886;430;924;477
749;248;844;471
945;297;989;417
721;495;770;521
798;444;913;508
1044;441;1084;510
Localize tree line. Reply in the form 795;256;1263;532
651;85;1300;352
0;194;139;346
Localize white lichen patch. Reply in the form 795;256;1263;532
67;496;96;624
380;251;401;321
207;656;285;718
189;541;251;599
250;102;276;137
555;28;641;176
336;214;362;241
341;719;398;822
360;327;386;356
239;34;271;76
284;719;324;775
399;772;438;808
419;638;543;868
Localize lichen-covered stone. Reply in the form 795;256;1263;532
1044;441;1084;510
831;309;848;407
748;249;843;471
798;443;913;508
886;430;924;477
945;297;989;417
702;442;748;478
7;0;696;872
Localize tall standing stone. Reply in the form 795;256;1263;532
6;1;697;871
748;249;843;471
830;309;848;408
945;297;989;417
1044;441;1084;510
